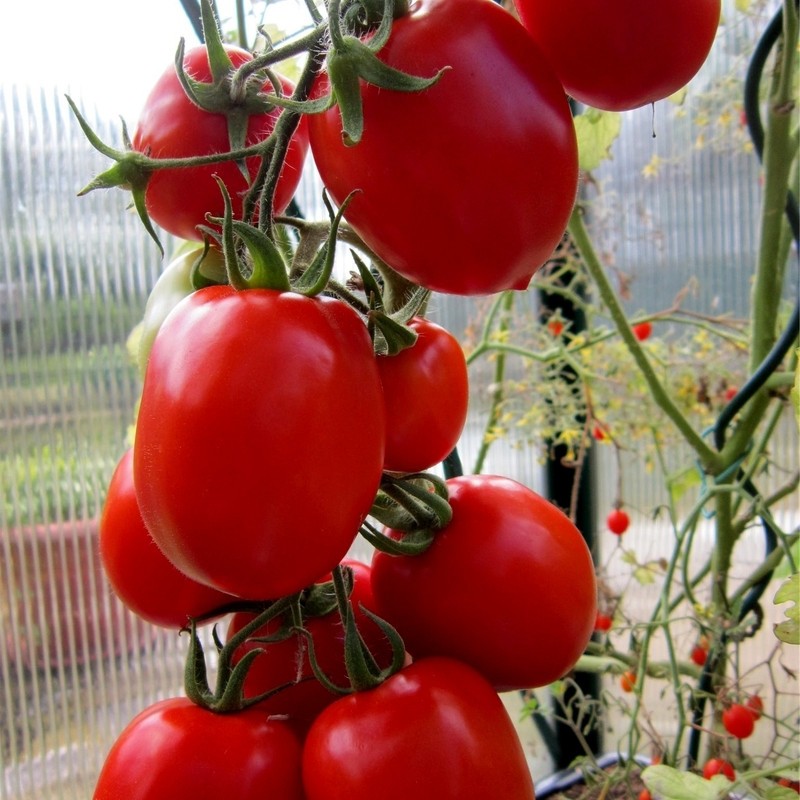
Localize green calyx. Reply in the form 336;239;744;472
326;0;447;145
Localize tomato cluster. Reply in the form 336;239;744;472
83;0;723;793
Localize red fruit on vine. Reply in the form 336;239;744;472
632;322;652;341
703;758;736;781
547;319;565;337
607;508;630;535
723;703;755;739
746;694;764;721
620;670;636;692
638;790;652;800
594;612;613;633
691;644;708;666
592;424;607;442
777;778;800;792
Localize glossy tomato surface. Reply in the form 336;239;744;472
513;0;721;111
132;45;309;240
308;0;578;295
371;475;597;690
302;657;536;799
377;317;469;473
134;285;385;600
99;449;232;628
93;698;304;799
226;560;394;736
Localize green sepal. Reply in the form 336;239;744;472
232;221;291;291
359;519;435;556
293;190;358;296
214;648;263;713
184;621;214;707
327;50;366;147
370;310;419;355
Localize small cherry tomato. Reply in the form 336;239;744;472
594;612;613;633
620;670;637;693
607;508;630;535
723;703;756;739
703;758;736;781
632;322;653;341
746;694;764;721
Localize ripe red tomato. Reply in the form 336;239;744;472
607;508;630;535
513;0;721;111
703;758;736;781
99;449;232;628
92;697;304;799
308;0;578;295
594;612;613;633
746;694;764;721
632;322;653;342
132;45;309;241
778;778;800;793
620;670;636;692
377;317;469;473
547;319;565;337
690;640;709;667
134;285;386;600
371;475;597;690
302;657;536;799
226;560;394;736
638;791;652;800
723;703;756;739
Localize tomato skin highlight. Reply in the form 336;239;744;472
92;697;304;800
371;475;597;690
132;45;309;241
226;560;394;737
308;0;578;295
513;0;721;111
302;657;536;799
134;285;386;600
377;317;469;473
99;449;233;628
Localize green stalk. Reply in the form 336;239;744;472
568;208;721;473
721;0;798;464
472;292;514;475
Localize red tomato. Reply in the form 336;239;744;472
723;703;756;739
132;45;309;241
620;670;636;693
99;449;232;628
632;322;653;342
746;694;764;720
691;644;708;667
308;0;578;295
93;697;304;799
594;612;613;633
638;791;652;800
607;508;630;535
302;657;536;799
371;475;597;690
377;317;469;473
547;319;565;337
134;285;385;600
778;778;800;793
226;560;394;736
513;0;721;111
703;758;736;781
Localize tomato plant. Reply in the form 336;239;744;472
92;697;304;799
512;0;721;111
371;475;597;690
308;0;578;295
606;508;630;535
723;703;756;739
302;657;536;799
99;449;233;628
132;44;309;241
226;560;394;735
703;758;736;781
377;316;469;473
134;285;386;600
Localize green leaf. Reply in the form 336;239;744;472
574;108;622;172
773;573;800;645
633;566;656;585
643;765;731;800
667;465;702;505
